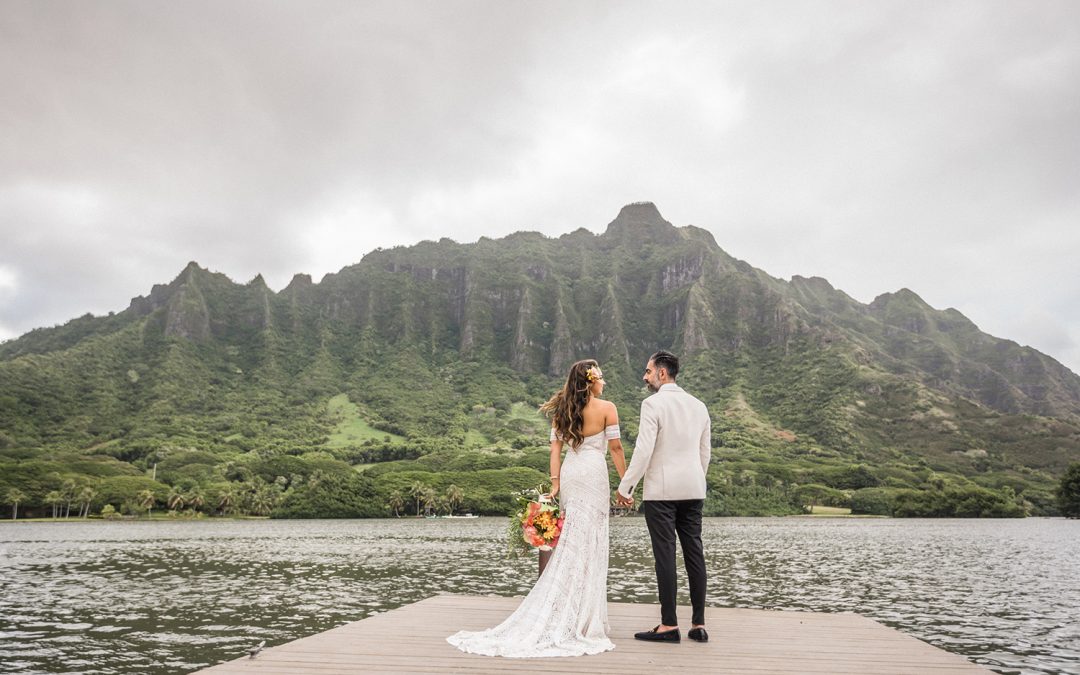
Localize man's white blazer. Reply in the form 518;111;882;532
618;383;711;502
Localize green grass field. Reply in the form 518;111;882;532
463;429;488;447
81;439;120;453
325;394;406;447
508;401;547;432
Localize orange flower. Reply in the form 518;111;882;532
510;494;564;554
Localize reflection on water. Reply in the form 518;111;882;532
1;517;1078;674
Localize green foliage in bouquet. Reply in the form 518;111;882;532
507;486;562;558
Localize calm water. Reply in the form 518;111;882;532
1;517;1077;674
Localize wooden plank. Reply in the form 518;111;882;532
195;594;988;674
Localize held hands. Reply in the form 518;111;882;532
614;490;634;508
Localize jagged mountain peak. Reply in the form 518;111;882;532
2;202;1080;492
791;275;836;290
177;260;210;283
603;201;679;243
4;203;1079;422
286;273;313;288
615;200;664;221
870;287;931;310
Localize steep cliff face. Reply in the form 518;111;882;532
163;268;211;342
3;204;1080;461
216;204;1079;419
597;283;630;368
510;287;544;373
548;294;576;376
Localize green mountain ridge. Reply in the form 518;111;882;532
2;202;1078;518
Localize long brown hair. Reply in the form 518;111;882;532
539;359;598;448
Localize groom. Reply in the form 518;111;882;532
616;350;711;644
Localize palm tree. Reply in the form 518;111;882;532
6;488;26;520
45;490;63;519
235;484;253;516
61;479;78;519
138;489;156;518
250;487;274;517
78;486;96;518
445;484;464;515
388;490;404;517
421;486;437;516
408;481;426;517
435;496;451;516
187;489;205;514
218;487;235;516
167;488;186;512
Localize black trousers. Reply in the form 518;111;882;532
643;499;707;626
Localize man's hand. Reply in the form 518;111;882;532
614;491;634;508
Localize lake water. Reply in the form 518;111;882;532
1;517;1077;674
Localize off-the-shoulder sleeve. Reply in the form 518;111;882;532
604;424;620;440
549;427;559;442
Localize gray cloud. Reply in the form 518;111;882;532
2;0;1078;374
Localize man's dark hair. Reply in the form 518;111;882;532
650;350;679;379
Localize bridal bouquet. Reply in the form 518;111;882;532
507;487;564;557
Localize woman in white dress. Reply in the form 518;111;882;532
447;359;628;657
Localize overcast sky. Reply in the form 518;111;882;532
2;1;1078;374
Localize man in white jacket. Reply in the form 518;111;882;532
616;350;711;644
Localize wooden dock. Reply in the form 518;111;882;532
195;594;988;674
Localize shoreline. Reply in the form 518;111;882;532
4;515;1066;524
2;515;271;523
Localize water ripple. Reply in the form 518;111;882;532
0;517;1077;674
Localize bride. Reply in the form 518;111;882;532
447;359;629;657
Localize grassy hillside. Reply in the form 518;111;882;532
2;203;1077;519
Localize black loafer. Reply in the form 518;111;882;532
634;625;681;642
688;627;709;642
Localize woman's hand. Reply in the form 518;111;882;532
548;438;562;501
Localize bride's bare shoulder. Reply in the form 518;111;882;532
591;398;619;417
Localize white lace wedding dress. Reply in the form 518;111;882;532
446;428;616;657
